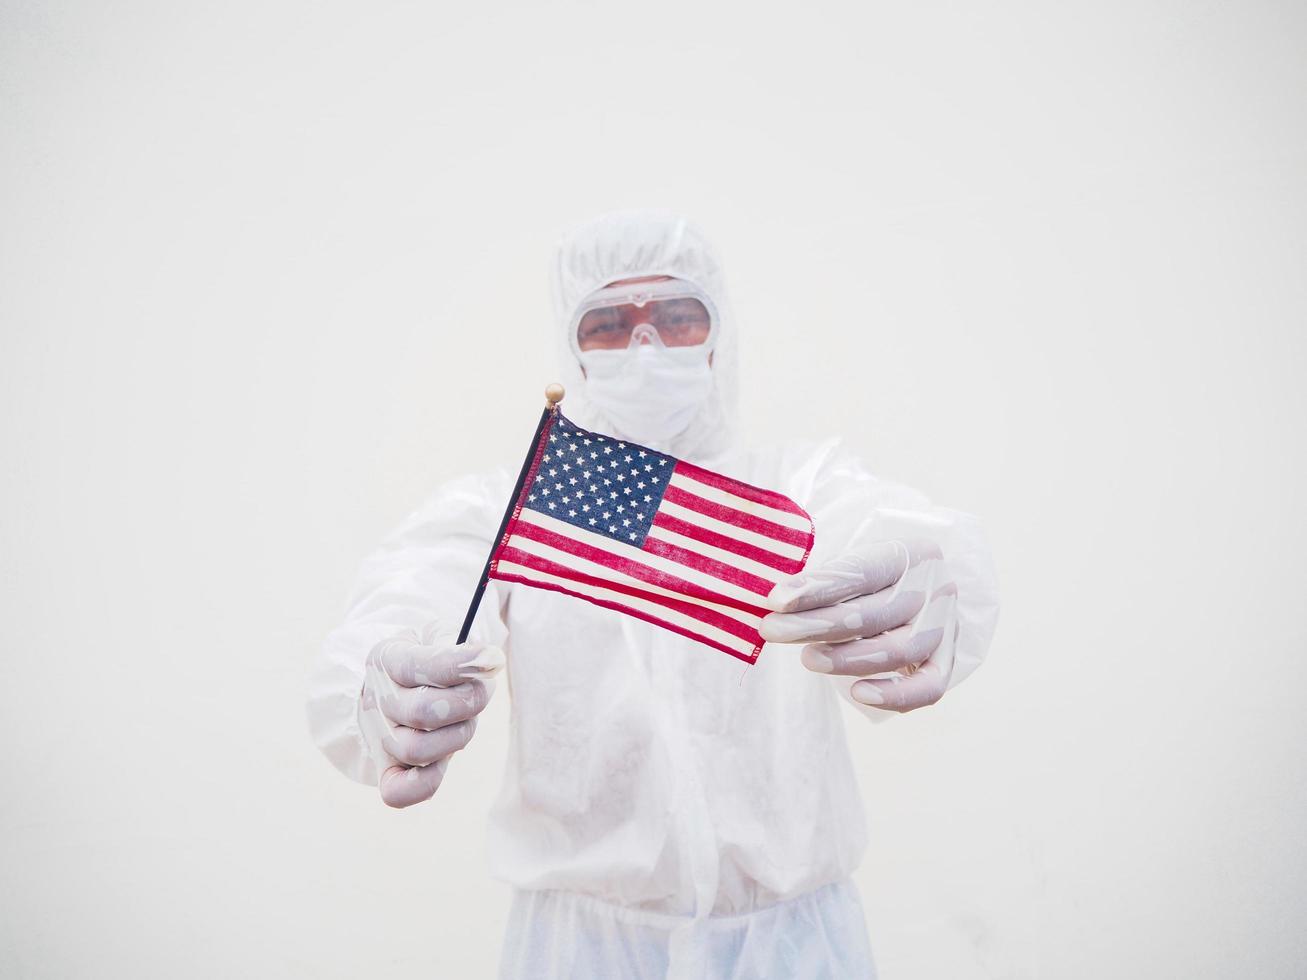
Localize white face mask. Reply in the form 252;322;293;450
577;342;714;446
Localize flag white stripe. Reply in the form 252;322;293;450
504;530;764;628
669;472;812;532
644;525;793;583
658;499;807;561
515;509;770;605
495;559;759;656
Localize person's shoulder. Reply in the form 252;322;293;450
396;464;517;530
432;464;518;500
729;434;868;500
738;433;865;474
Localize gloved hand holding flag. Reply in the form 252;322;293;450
457;387;814;663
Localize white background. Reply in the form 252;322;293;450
2;2;1304;977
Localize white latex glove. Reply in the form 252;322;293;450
759;540;960;713
358;622;505;808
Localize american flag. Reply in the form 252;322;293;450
487;410;814;663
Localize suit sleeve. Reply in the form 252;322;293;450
796;438;1000;718
306;470;512;784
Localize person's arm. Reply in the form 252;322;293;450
306;470;511;798
762;439;999;717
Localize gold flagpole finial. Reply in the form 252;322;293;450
545;383;565;411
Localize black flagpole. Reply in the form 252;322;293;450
455;384;564;644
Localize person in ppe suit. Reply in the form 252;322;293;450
307;208;1000;979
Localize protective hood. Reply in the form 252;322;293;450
550;208;740;461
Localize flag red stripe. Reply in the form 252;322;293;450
674;460;812;518
508;517;772;616
490;570;760;664
662;484;813;549
496;546;762;644
651;512;804;575
639;534;777;597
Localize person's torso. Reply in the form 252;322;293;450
483;443;869;917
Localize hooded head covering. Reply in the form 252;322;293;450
550;209;739;460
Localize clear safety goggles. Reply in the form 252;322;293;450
571;279;718;353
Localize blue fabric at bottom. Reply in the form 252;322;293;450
497;878;878;980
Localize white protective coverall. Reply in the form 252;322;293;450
307;209;1000;978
